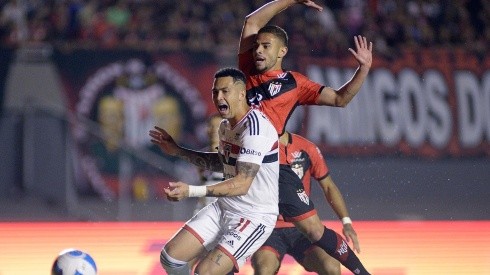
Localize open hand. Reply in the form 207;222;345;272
149;126;180;156
164;182;189;201
348;35;373;70
342;223;361;253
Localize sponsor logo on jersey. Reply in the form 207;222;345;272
277;72;288;78
240;147;262;156
226;240;234;247
226;231;242;241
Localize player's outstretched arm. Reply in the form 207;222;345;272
149;126;223;172
239;0;323;54
317;35;373;108
319;175;361;253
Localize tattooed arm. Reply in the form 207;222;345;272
164;161;259;200
149;126;223;172
206;161;259;197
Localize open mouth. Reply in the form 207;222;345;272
218;103;229;114
255;56;265;66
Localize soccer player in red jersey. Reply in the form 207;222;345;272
238;0;373;274
252;131;360;274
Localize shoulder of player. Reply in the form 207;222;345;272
245;109;275;131
291;134;320;151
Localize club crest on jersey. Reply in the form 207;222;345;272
291;162;304;179
297;189;310;205
268;82;282;97
224;143;232;163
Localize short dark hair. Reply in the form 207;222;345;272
258;25;288;47
214;67;246;85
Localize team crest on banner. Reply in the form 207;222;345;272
68;57;208;199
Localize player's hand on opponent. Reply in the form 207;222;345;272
348;35;373;71
164;182;189;201
342;223;361;253
149;126;180;156
294;0;323;11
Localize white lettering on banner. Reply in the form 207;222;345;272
400;69;427;147
304;65;490;154
374;68;402;146
483;73;490;141
425;70;452;148
455;71;487;148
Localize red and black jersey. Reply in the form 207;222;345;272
276;133;330;228
280;133;329;194
239;51;324;135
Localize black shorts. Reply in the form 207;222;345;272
279;165;316;222
259;227;312;263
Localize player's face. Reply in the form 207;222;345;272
253;33;287;72
212;76;245;121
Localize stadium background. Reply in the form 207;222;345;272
0;0;489;274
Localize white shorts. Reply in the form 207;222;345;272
185;202;276;271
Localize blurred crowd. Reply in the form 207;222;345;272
0;0;489;58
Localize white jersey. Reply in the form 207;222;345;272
216;108;279;218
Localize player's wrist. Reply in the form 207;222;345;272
341;217;352;225
188;185;207;197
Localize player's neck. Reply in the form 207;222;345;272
230;107;250;127
279;132;289;146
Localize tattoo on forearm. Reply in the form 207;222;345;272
236;161;260;178
176;149;223;171
206;161;258;197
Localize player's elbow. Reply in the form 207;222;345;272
243;16;261;32
334;95;351;108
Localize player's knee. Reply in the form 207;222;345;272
251;252;280;275
160;247;190;275
295;219;325;242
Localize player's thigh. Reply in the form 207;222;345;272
164;227;206;262
292;214;325;241
302;246;341;275
196;247;234;275
278;165;324;239
252;249;281;275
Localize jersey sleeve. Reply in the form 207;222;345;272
237;113;278;165
291;72;324;105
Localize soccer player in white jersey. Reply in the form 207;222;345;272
149;67;280;275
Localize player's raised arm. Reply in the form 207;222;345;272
239;0;323;54
317;35;373;107
149;126;223;172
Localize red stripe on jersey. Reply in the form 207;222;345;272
221;140;241;154
238;219;251;232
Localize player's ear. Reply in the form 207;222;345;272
278;46;288;58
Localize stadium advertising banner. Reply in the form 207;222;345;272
52;50;218;199
51;48;490;160
295;48;490;157
1;221;489;274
